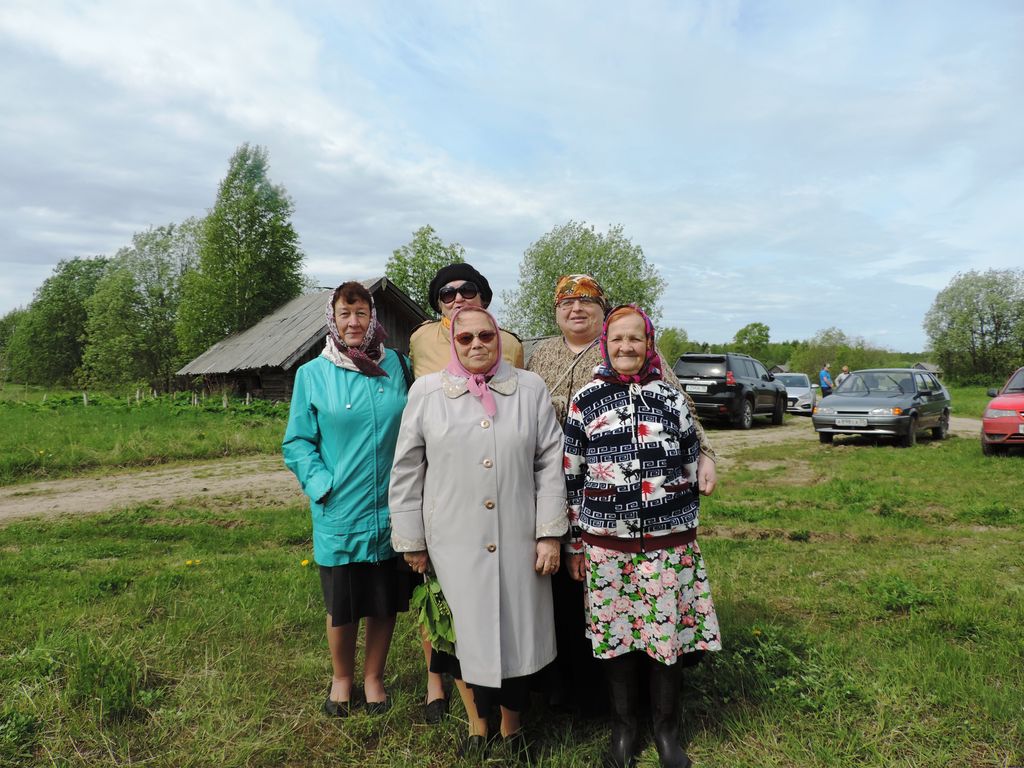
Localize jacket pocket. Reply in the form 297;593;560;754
316;492;375;533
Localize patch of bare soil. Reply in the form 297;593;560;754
0;456;304;525
0;415;984;526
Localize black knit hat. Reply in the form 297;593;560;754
427;262;493;312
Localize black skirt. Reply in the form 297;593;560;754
319;557;415;626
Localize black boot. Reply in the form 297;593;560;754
602;653;641;768
649;660;691;768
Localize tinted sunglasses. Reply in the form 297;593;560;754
439;281;479;304
454;330;497;346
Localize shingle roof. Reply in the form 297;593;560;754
176;277;426;376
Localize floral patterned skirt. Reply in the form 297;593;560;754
583;541;722;663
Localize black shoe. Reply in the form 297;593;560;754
364;698;390;716
457;734;488;760
424;696;449;724
649;660;691;768
603;654;641;768
322;697;352;717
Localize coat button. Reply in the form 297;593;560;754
484;500;495;509
480;419;490;428
486;544;497;552
482;459;493;468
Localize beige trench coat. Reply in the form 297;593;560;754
389;361;568;687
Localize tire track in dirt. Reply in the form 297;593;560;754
0;416;982;525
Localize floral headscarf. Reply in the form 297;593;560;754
554;273;608;309
323;283;389;377
595;304;663;385
445;306;503;417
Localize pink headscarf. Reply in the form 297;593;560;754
445;306;503;417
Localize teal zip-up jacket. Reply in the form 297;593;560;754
283;350;408;566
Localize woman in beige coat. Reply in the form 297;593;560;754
391;306;567;760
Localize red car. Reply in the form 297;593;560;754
982;367;1024;455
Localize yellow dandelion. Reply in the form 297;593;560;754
185;559;193;566
752;628;762;636
194;559;201;565
301;559;310;567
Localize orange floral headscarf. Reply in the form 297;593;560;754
554;274;608;308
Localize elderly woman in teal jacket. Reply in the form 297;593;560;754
283;281;413;716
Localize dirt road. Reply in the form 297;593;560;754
0;416;982;525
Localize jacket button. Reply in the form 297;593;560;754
486;544;497;552
482;459;493;468
480;419;490;428
484;500;495;509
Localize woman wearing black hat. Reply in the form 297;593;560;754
409;262;524;379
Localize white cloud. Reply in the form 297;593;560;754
1;0;1022;352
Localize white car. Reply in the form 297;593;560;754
775;372;817;415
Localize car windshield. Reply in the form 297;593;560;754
776;374;809;387
1004;369;1024;393
839;372;914;395
676;360;726;377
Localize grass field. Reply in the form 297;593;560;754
1;431;1021;767
0;392;287;486
946;385;997;420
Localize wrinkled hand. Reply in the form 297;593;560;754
566;553;586;582
404;550;430;575
697;454;717;497
534;538;560;576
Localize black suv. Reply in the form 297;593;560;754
673;353;787;429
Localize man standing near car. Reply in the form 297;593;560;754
819;363;834;397
834;365;851;389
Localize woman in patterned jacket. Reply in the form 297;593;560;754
563;304;722;768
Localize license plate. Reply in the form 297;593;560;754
835;417;867;427
686;385;707;393
1018;424;1024;434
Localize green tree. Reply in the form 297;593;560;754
733;322;771;359
502;221;665;337
176;144;304;360
4;257;109;384
0;307;27;382
385;225;466;316
80;220;200;390
656;327;690;369
79;268;147;388
924;269;1024;383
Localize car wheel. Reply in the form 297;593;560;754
818;431;834;444
931;412;949;440
900;417;917;448
981;441;1001;456
733;398;754;430
771;395;784;425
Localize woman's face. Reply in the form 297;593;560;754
334;297;371;347
555;295;604;343
606;312;647;376
454;312;499;374
439;279;484;319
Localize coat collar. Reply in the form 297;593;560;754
440;360;518;400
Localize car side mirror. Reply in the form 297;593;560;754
987;388;999;397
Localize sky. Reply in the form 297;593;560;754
2;1;1022;352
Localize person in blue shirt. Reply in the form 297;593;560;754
819;363;835;397
283;281;413;717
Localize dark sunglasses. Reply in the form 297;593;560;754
439;281;479;304
454;329;497;346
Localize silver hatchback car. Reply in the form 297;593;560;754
812;368;951;447
775;372;817;415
